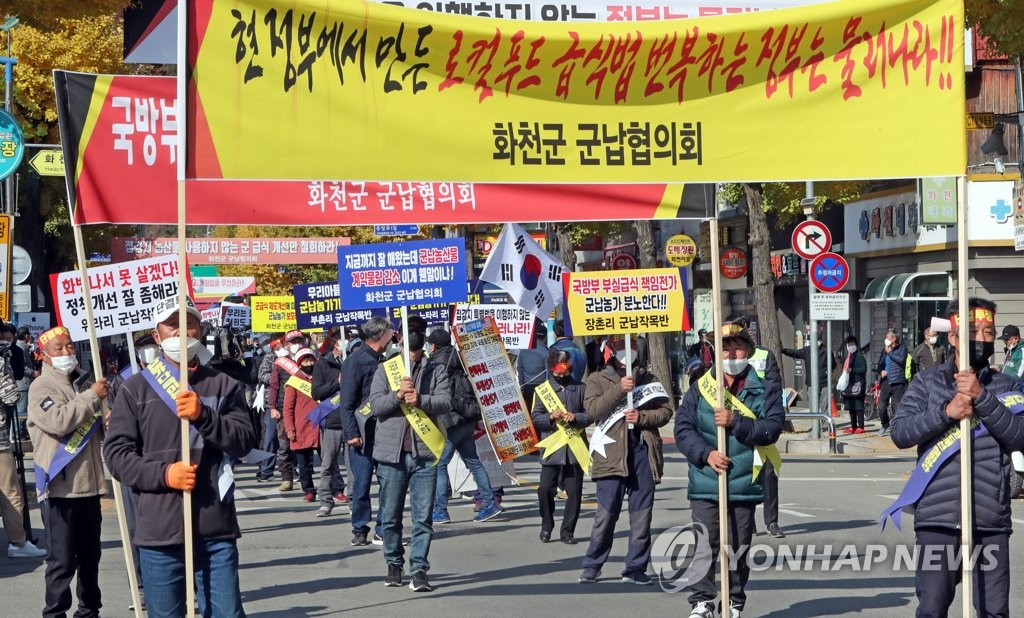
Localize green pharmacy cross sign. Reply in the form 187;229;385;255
0;108;24;181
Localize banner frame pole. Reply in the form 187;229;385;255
707;216;730;604
956;175;972;618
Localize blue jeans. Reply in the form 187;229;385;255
258;410;278;478
138;540;245;618
349;443;376;534
434;422;493;512
377;453;437;573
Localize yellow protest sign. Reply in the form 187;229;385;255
665;235;697;267
565;268;687;335
382;356;446;461
190;0;965;183
251;296;296;332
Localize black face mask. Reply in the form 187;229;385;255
968;341;995;370
554;375;573;386
301;364;315;373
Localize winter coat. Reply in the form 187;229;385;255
675;368;784;502
891;360;1024;533
530;377;591;466
27;364;106;499
284;372;321;450
104;363;258;547
311;351;345;429
782;344;828;385
368;355;450;463
880;343;909;385
840;350;868;399
430;345;480;430
583;366;672;483
339;344;385;442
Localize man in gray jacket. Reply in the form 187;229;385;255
368;330;450;593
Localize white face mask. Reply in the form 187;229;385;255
138;345;160;365
884;339;894;347
721;358;749;376
927;337;938;345
287;343;302;355
847;345;858;353
47;353;79;374
275;348;289;358
262;344;272;354
160;336;203;364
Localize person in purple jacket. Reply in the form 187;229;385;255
104;296;257;618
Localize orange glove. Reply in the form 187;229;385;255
176;390;201;422
164;462;197;491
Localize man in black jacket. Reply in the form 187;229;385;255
890;298;1024;617
427;330;499;524
340;316;394;546
104;296;257;618
311;336;352;517
876;330;909;436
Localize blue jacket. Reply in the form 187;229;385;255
339;344;385;442
881;343;909;385
891;359;1024;532
530;377;591;467
675;368;784;503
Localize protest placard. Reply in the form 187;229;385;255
563;268;689;335
453;316;538;462
452;304;535;350
251;296;297;333
293;282;386;330
222;304;252;330
337;238;466;310
50;255;190;340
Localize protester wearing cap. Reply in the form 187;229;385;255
889;298;1024;616
104;296;257;618
284;348;321;502
578;336;672;585
998;324;1024;379
27;326;109;617
268;330;305;492
675;320;784;618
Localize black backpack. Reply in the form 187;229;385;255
440;348;480;422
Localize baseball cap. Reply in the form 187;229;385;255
285;330;304;342
152;296;201;328
294;347;315;362
998;325;1020;341
427;329;451;347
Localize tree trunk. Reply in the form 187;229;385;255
554;224;590;353
744;182;785;382
634;220;672;386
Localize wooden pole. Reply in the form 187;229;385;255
401;306;411;377
624;333;634;429
707;217;730;604
70;225;143;617
956;175;972;617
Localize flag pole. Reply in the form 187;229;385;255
956;175;972;617
176;1;196;615
707;216;730;604
70;225;143;617
401;307;411;377
126;335;139;375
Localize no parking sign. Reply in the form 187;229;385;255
809;252;849;293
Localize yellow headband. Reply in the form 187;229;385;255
38;327;71;348
721;324;745;337
949;308;995;330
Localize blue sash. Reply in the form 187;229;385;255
34;411;103;499
141;357;235;501
307;394;341;428
880;390;1024;531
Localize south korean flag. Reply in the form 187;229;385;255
479;223;566;318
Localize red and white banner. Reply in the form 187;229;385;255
111;237;350;265
50;255;192;341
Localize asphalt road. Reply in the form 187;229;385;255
3;445;1024;617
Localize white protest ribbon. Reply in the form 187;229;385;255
588;382;669;459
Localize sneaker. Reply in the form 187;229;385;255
621;571;653;585
303;492;316;502
8;541;47;558
556;488;568;500
853;427;866;434
688;601;715;618
409;570;433;592
578;567;601;583
384;564;403;587
334;492;349;505
473;500;483;513
351;531;369;546
316;505;333;518
278;480;293;492
432;510;451;524
474;503;502;523
728;603;742;618
767;523;785;539
878;427;888;436
255;474;274;483
841;427;855;435
372;532;385;546
127;593;147;611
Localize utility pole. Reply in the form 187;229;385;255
801;183;820;437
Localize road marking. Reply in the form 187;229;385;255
778;508;814;519
660;476;907;482
879;494;899;500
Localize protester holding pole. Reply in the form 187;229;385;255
578;338;672;585
27;326;108;617
0;346;44;560
104;296;257;618
886;298;1024;617
675;320;784;618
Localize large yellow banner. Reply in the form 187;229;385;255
190;0;965;183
